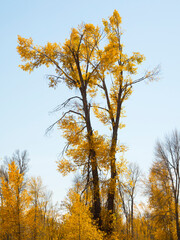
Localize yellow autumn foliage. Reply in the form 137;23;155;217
61;190;104;240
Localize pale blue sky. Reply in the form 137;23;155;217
1;0;180;203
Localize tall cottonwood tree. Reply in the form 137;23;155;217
17;22;103;226
17;10;159;232
92;11;159;218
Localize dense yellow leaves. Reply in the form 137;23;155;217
147;161;176;239
57;114;110;174
116;156;127;176
103;10;121;36
0;160;62;239
57;158;77;176
57;115;90;168
61;190;104;240
109;9;122;26
0;161;30;239
17;36;61;73
59;116;83;144
93;104;111;125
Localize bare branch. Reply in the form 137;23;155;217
126;65;161;88
92;105;109;112
46;110;85;135
50;96;83;113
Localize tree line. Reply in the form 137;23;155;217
1;131;180;239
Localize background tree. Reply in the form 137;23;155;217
0;150;29;240
26;176;45;239
0;152;61;240
147;160;175;239
0;161;30;240
1;150;29;178
148;130;180;240
118;163;141;239
132;204;155;240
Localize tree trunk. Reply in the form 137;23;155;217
107;76;123;232
90;149;101;225
80;87;101;227
131;197;134;240
17;190;21;240
34;198;37;240
175;200;180;240
107;138;117;234
107;151;116;213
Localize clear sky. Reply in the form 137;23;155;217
1;0;180;204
